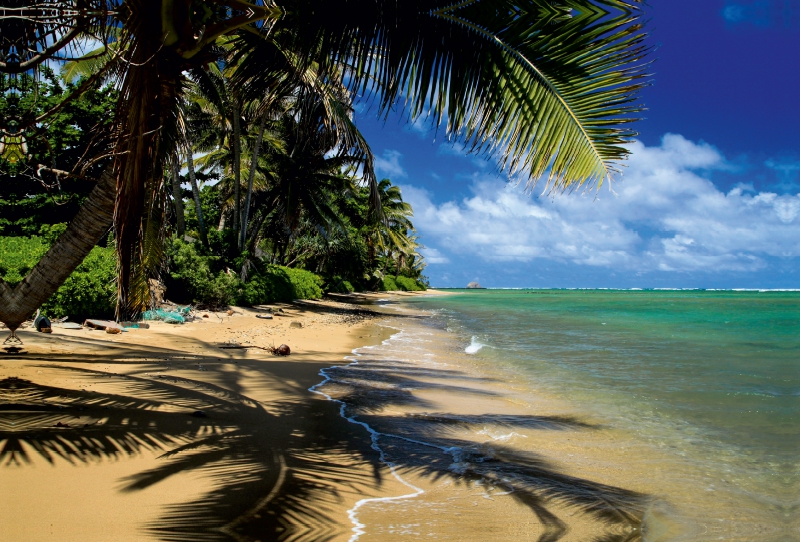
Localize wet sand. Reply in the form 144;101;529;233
315;296;790;542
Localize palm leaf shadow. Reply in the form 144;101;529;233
1;328;649;542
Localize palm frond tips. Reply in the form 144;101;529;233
280;0;650;191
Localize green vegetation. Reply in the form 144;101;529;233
41;247;116;320
1;71;426;318
0;236;48;287
0;234;115;320
166;239;323;308
0;2;647;325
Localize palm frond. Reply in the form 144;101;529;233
277;0;649;190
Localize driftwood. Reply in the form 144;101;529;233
218;343;291;356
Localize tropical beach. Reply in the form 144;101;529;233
2;0;799;540
0;292;642;542
3;290;795;541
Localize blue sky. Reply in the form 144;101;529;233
353;0;800;288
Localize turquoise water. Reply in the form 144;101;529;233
399;289;799;533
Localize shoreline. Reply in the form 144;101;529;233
3;289;779;540
314;299;654;541
343;292;795;542
0;297;408;541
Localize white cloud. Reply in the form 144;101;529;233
420;247;450;264
374;149;407;179
402;134;800;274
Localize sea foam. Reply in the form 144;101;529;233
465;336;485;354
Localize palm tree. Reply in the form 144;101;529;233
0;0;649;325
364;179;414;270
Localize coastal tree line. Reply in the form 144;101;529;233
0;0;648;330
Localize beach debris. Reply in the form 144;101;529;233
202;314;209;318
105;327;121;334
227;309;234;316
54;422;70;428
289;321;302;328
84;319;123;331
52;322;83;330
190;410;207;418
141;308;186;324
121;321;150;329
218;343;291;356
149;279;167;305
34;311;52;333
256;314;273;320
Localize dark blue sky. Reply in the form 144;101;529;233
639;0;800;192
352;1;800;288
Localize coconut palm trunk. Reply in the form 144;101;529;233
232;97;243;240
0;169;116;333
240;109;269;251
171;158;186;238
183;140;208;246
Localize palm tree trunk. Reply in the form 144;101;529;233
218;211;227;231
184;140;208;246
240;109;268;251
171;158;185;238
232;97;242;241
0;169;116;332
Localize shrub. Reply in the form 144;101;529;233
326;276;355;294
380;276;399;291
282;266;324;300
395;275;426;292
0;236;48;287
167;239;323;307
41;246;116;320
236;266;323;305
0;235;116;320
165;239;239;307
377;275;426;292
38;223;68;245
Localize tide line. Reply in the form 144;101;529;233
309;328;488;541
308;331;424;542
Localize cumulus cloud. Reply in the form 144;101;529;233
402;134;800;274
374;149;407;179
420;247;450;264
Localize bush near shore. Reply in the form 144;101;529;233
0;233;117;320
0;235;424;320
379;275;426;292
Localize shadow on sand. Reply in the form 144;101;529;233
0;303;648;542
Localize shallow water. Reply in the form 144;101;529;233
318;290;800;540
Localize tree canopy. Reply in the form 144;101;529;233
0;0;649;326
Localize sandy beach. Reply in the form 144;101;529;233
2;291;750;542
0;297;413;541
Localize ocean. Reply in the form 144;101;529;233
317;289;799;541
